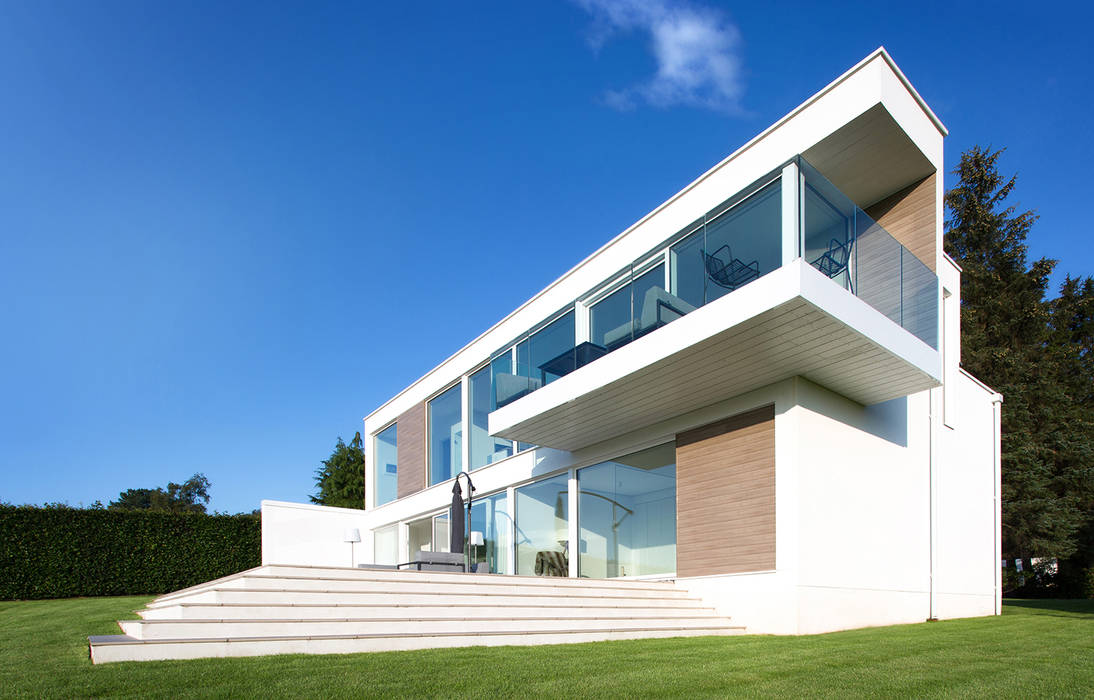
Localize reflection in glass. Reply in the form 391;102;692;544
408;516;433;556
470;366;512;470
374;424;398;506
515;473;570;576
428;384;462;485
701;181;782;303
578;443;676;578
469;492;510;575
433;513;449;553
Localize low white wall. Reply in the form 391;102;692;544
261;500;374;568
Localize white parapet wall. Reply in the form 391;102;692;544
261;500;375;568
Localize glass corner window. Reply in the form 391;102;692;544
374;423;398;506
428;383;463;485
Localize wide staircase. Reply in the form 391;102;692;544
88;564;742;663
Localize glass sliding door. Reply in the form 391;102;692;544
469;365;512;470
515;473;570;576
428;383;462;485
374;423;398;506
578;443;676;578
469;492;510;575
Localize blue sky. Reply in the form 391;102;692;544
2;1;1091;513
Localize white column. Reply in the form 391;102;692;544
781;161;801;266
568;468;579;578
460;374;471;473
506;486;516;575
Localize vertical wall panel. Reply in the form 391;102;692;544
396;402;426;499
865;172;936;272
676;405;775;577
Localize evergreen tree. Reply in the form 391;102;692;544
945;146;1092;571
311;432;365;509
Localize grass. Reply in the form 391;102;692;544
0;597;1091;698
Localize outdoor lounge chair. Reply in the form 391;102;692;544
810;238;852;291
702;245;760;292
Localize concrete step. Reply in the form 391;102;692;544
219;574;690;599
119;615;736;640
138;602;716;621
150;566;678;605
148;587;705;609
89;625;745;664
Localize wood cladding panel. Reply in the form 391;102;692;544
865;172;936;272
676;405;775;578
396;402;426;499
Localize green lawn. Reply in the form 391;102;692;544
1;597;1091;698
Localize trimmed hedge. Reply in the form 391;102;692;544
0;505;260;600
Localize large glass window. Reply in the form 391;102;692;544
470;366;512;470
374;424;398;506
578;443;676;578
407;513;450;555
590;264;680;351
670;180;781;306
515;473;570;576
428;383;462;485
469;492;510;575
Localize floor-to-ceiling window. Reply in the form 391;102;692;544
515;473;570;576
428;383;462;485
469;366;512;470
578;443;676;578
374;423;398;506
469;492;510;575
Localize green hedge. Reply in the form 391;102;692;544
0;505;260;600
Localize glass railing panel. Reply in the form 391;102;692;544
631;263;678;343
801;156;938;349
901;248;938;348
854;215;903;326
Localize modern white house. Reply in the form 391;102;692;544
90;48;1002;663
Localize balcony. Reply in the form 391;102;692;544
487;156;941;451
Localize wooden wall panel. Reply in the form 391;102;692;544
396;402;426;499
676;405;775;578
865;172;936;272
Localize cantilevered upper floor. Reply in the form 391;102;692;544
364;48;947;507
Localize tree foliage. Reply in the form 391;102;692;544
945;146;1094;581
311;432;365;509
108;473;211;514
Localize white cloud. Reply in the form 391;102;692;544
574;0;745;114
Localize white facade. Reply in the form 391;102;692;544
261;48;1002;635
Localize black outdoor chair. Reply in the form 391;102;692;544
810;238;852;291
702;245;760;292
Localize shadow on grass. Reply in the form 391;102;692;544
1003;598;1094;617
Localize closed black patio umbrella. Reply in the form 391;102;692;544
449;479;465;557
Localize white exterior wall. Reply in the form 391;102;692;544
792;381;932;633
261;500;375;568
933;371;1002;619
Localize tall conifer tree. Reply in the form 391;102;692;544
945;146;1090;574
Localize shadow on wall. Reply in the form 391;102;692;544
801;377;908;448
862;395;909;447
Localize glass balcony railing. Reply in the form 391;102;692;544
800;158;938;349
490;157;938;411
